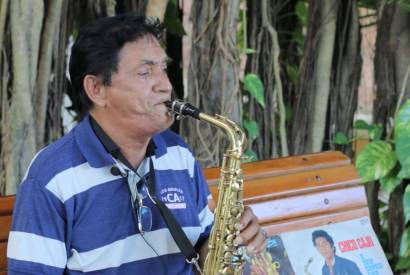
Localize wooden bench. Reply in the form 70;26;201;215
204;151;368;236
0;195;14;275
0;151;367;273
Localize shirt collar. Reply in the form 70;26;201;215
89;115;158;170
73;114;115;168
74;113;168;168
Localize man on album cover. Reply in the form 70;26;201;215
312;230;363;275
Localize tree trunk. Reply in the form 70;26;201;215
181;0;241;167
307;0;337;153
290;0;322;155
35;0;64;148
3;0;44;195
328;0;362;156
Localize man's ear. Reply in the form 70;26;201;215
83;75;106;107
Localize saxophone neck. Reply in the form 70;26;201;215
166;100;247;152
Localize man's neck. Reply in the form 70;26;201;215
90;111;150;169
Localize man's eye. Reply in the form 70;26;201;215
138;71;151;77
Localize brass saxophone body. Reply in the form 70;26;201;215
167;100;247;275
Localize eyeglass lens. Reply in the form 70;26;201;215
135;180;152;233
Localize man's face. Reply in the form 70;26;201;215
314;237;334;260
100;35;173;135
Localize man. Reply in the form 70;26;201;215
7;15;266;274
312;230;363;275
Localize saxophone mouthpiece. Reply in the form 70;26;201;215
166;100;201;120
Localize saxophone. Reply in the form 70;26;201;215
167;100;247;275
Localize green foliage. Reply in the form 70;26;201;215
241;48;256;54
295;1;308;25
396;255;410;270
332;132;350;145
358;0;379;9
400;227;410;257
404;185;410;224
356;141;397;182
399;0;410;12
369;124;383;141
354;119;370;130
355;100;410;272
286;64;299;83
243;149;258;163
355;100;410;184
243;74;265;108
243;120;259;143
164;0;186;37
395;100;410;178
380;171;402;194
292;1;307;51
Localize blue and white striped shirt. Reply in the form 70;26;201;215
7;115;214;274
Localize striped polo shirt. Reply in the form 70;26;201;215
7;115;214;274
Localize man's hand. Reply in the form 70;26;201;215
233;206;267;255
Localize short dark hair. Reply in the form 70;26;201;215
312;230;334;248
68;15;164;118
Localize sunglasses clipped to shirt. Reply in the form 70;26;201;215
111;155;202;272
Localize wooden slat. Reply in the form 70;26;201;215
0;215;12;242
263;207;370;236
204;151;351;184
0;242;6;271
0;196;15;215
249;186;367;224
209;165;361;204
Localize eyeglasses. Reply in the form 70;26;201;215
133;177;153;234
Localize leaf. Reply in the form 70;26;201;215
285;105;293;122
369;124;383;140
164;0;186;37
398;168;410;179
295;1;307;25
243;120;259;143
358;0;378;9
332;132;350;145
404;185;410;224
400;227;410;257
286;64;299;83
355;140;397;182
243;149;258;163
380;174;401;194
354;120;370;130
395;256;410;270
395;100;410;178
292;29;305;49
243;74;265;108
241;48;256;54
399;1;410;12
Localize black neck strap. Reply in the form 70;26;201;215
147;158;199;263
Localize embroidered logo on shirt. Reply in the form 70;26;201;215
160;187;186;209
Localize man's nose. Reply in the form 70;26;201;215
154;70;172;93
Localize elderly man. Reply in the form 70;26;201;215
7;15;266;274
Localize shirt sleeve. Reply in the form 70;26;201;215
7;178;67;274
192;160;214;250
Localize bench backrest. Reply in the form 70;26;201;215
0;196;14;275
0;151;367;273
203;151;368;235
